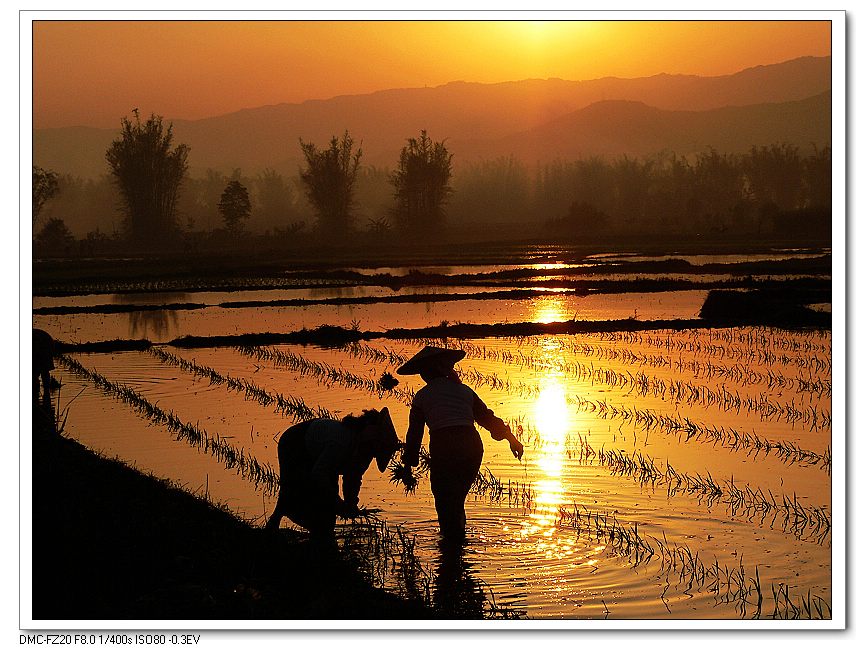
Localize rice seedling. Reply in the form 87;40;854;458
769;583;832;620
532;430;832;542
577;332;831;376
377;372;400;391
405;336;831;409
57;354;281;495
246;341;561;412
386;448;534;508
48;381;86;438
236;345;417;405
336;510;525;618
341;341;411;366
148;347;336;421
388;448;431;495
594;327;831;362
563;391;830;470
456;367;540;399
556;501;830;619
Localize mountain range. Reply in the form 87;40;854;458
33;56;832;178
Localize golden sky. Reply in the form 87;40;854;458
31;20;831;129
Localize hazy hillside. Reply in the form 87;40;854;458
33;56;831;178
456;91;831;163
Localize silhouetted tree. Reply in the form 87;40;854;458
641;153;694;231
299;131;362;234
391;130;453;234
218;180;252;235
35;217;74;256
571;157;617;219
450;156;530;225
692;148;745;232
546;201;609;239
743;143;803;212
33;166;59;229
177;169;242;233
610;156;653;230
255;168;297;232
531;158;615;226
81;229;113;257
801;145;831;209
105;112;189;246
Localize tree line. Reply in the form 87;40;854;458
448;145;830;241
33;112;831;255
33;114;453;254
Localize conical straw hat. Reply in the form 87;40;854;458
375;407;401;472
395;345;466;376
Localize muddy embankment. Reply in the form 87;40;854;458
50;281;830;357
33;255;832;337
32;253;831;296
31;411;432;620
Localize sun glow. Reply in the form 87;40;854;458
534;382;570;447
521;373;574;555
533;296;569;324
498;20;598;51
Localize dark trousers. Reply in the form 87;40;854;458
428;426;483;540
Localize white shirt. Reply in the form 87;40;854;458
410;376;479;430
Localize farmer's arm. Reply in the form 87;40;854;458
474;393;524;459
473;393;509;439
403;403;425;467
340;471;363;516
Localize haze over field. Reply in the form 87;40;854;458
34;56;831;178
30;19;833;245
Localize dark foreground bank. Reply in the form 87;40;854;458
30;413;432;621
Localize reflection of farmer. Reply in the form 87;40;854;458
33;329;55;405
266;408;400;541
397;346;523;541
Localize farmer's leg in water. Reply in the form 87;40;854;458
429;427;483;540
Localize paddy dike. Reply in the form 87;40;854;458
52;299;831;356
33;253;831;298
30;412;432;621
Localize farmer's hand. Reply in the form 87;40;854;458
509;438;524;461
402;449;419;468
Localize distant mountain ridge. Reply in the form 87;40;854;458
456;91;831;163
33;56;831;178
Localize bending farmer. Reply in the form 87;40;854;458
266;408;400;540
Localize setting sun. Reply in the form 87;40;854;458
534;381;571;447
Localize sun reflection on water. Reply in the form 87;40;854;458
515;340;577;559
532;295;569;324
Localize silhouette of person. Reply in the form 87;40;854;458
397;346;523;541
266;408;401;542
32;328;55;406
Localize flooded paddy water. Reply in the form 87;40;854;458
33;250;834;620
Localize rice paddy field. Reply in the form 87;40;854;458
32;246;836;621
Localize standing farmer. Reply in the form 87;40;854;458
397;346;523;541
266;408;400;541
